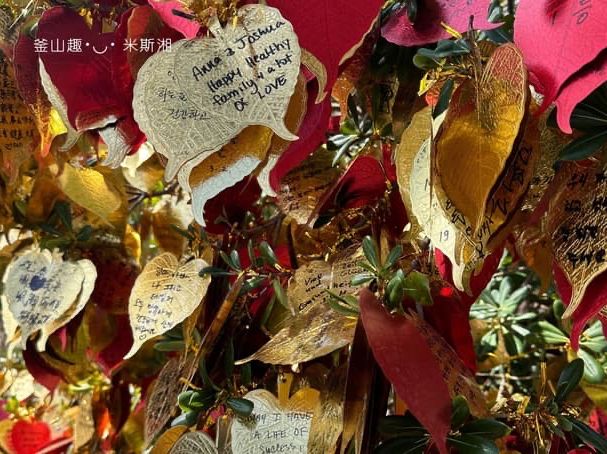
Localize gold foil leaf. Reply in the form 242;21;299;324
151;196;194;256
0;51;38;181
36;258;97;351
169;431;217;454
133;4;301;182
151;426;189;454
230;388;319;454
548;163;607;319
434;43;528;234
3;249;96;348
236;303;356;365
308;367;345;454
257;73;308;196
124;253;210;358
189;125;273;225
145;355;195;443
56;164;123;224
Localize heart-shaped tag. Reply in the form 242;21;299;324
124;253;210;359
10;420;51;454
230;388;318;454
4;250;95;347
133;4;301;182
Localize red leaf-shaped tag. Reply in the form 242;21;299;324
359;289;451;454
267;0;383;97
10;420;51;454
148;0;200;38
382;0;497;46
514;0;607;111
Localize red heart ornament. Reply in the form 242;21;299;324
10;420;51;454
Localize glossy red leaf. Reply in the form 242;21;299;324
269;81;332;190
382;0;497;47
267;0;383;98
555;51;607;134
148;0;200;38
22;345;62;392
37;7;127;132
514;0;607;112
359;289;450;454
203;177;261;234
553;262;607;350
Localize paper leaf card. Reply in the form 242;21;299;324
4;249;96;348
124;253;210;358
133;4;301;182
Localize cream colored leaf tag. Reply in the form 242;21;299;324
230;389;318;454
3;249;95;348
36;259;97;351
133;4;301;182
124;253;211;359
169;431;217;454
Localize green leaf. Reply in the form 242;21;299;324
403;270;432;306
153;340;185;352
569;418;607;453
434;78;454;118
199;266;233;277
362;236;381;271
384;244;403;269
198;358;220;392
272;279;290;311
76;225;93;242
559;128;607;161
170;410;199;427
230;250;241;271
378;415;426;438
240;363;252;386
55;201;72;231
451;396;470;429
448;434;499;454
259;241;278;266
351;273;374;286
578;348;605;384
555;358;584;403
461;419;511;439
226;397;254;417
536;321;568;344
376;436;428;454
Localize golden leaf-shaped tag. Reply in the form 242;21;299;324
230;388;319;454
277;148;341;225
36;258;97;351
151;196;194;256
308;366;346;454
257;73;308;195
547;162;607;318
169;431;217;454
3;249;96;348
151;426;189;454
55;164;123;224
434;43;528;234
133;4;300;182
189;125;273;225
0;51;38;182
124;253;210;359
145;354;196;444
235;303;356;365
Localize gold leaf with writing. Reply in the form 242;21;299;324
277;148;341;225
547;162;607;318
308;366;346;454
151;426;189;454
434;43;528;234
3;249;97;348
124;253;210;359
230;388;319;454
145;354;196;444
133;4;300;182
0;51;38;182
36;258;96;351
236;303;356;365
169;431;217;454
